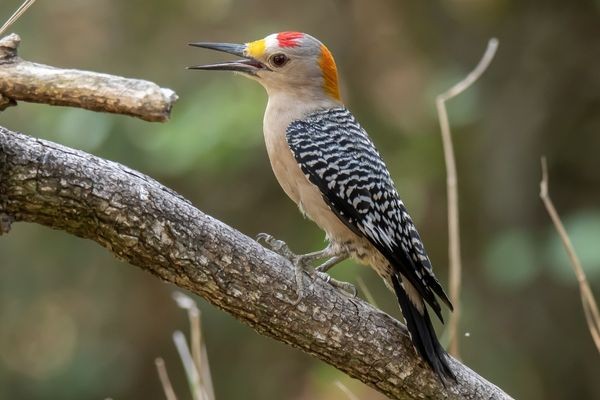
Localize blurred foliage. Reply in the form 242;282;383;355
484;228;538;289
1;0;599;399
545;210;600;282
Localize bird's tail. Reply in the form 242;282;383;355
391;274;455;383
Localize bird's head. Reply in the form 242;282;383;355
189;32;341;103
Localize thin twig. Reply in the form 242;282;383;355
436;38;499;358
539;157;600;353
155;357;178;400
0;0;37;36
335;381;360;400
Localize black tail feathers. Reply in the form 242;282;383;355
391;274;456;383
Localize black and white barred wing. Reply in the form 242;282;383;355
286;107;452;319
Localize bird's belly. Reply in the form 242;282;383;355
262;109;392;281
265;132;394;283
264;129;357;244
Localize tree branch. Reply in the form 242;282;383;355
0;34;177;122
0;126;511;400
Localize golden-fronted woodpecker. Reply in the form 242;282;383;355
189;31;455;381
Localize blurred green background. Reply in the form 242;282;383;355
1;0;599;399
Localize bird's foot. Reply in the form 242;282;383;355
256;232;297;260
314;256;356;296
257;233;355;302
314;271;357;297
257;233;311;303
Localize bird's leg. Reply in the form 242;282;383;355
257;233;331;297
257;233;356;299
314;254;357;297
256;233;329;266
257;232;328;302
315;255;346;273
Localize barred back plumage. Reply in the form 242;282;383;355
286;107;455;380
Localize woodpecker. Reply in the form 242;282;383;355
189;32;455;381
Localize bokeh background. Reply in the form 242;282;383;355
1;0;599;399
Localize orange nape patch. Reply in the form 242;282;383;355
246;38;266;59
319;44;341;101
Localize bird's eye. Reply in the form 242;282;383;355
270;53;289;68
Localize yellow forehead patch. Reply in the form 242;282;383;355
246;39;266;58
319;44;341;101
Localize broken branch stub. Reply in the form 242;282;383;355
0;33;178;121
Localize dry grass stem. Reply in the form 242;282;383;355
335;380;360;400
173;292;203;370
172;292;215;400
189;309;204;382
436;38;499;358
199;339;214;400
539;157;600;353
155;357;178;400
0;0;37;36
173;331;205;400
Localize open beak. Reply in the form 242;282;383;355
187;42;268;75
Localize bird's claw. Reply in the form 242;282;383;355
257;232;308;302
257;232;312;269
315;271;357;297
257;233;355;301
292;267;306;305
315;263;330;273
257;232;297;261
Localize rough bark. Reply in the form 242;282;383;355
0;34;177;122
0;126;512;399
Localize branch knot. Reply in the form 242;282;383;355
0;33;20;62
